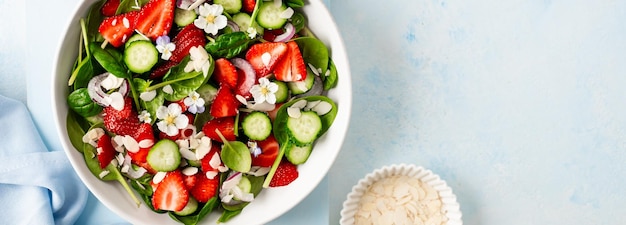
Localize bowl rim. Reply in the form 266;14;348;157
51;0;352;224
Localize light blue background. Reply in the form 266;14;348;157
2;0;626;224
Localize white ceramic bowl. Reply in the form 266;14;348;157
340;164;462;225
51;1;352;224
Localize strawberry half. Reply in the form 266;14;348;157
245;42;288;77
102;98;140;136
269;159;299;187
127;123;155;164
274;41;307;82
202;117;237;142
101;0;121;17
98;11;139;47
200;144;222;172
96;134;116;169
210;85;240;118
190;171;219;203
242;0;256;13
152;170;189;211
251;134;279;167
169;24;206;63
213;58;239;88
135;0;175;40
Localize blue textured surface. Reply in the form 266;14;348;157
4;0;626;224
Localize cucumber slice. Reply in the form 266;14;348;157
256;1;288;29
124;33;149;48
147;139;181;172
215;0;242;14
232;12;264;35
286;111;322;146
287;69;314;94
174;196;198;216
286;144;312;165
237;176;252;193
124;40;158;74
273;80;289;103
174;8;197;27
242;111;272;141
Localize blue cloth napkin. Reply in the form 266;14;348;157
0;95;87;225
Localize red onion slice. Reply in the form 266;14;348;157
87;72;130;107
274;23;295;42
231;58;256;98
227;20;240;32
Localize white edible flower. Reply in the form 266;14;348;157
184;46;211;77
183;91;205;114
246;26;257;39
250;77;279;104
155;35;176;60
138;110;152;123
156;103;189;136
248;141;262;157
194;3;227;35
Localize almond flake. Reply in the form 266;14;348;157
195;145;210;160
261;52;271;67
209;152;221;169
236;94;248;105
153;172;167;184
312;101;332;116
123;135;139;153
287;107;301;118
138;139;154;148
205;171;218;179
163;85;174;94
180;148;198;161
182;167;199;176
140;90;157;101
280;7;294;19
291;99;308;109
308;63;320;76
109;92;125;110
98;170;110;179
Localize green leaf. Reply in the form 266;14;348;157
220;141;252;172
323;58;338;90
218;209;243;223
159;56;214;101
205;31;254;59
86;0;106;42
221;175;265;212
294;37;329;76
66;111;90;153
90;42;130;79
285;0;305;8
67;88;103;117
117;0;149;14
290;12;306;33
135;78;164;123
169;197;219;225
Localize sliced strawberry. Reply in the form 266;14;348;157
152;170;189;211
190;171;219;203
183;172;198;190
213;58;239;88
274;41;307;82
269;159;299;187
268;103;283;121
202;117;237;142
135;0;175;40
96;134;116;168
101;0;121;17
251;135;279;167
232;58;257;99
210;85;240;118
98;11;139;47
245;42;288;77
102;98;140;136
242;0;256;13
262;28;284;42
128;123;154;164
200;144;222;172
169;25;206;63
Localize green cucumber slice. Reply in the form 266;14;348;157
147;139;181;172
285;144;312;165
286;111;322;146
124;40;158;74
256;1;288;30
242;111;272;141
174;8;197;27
215;0;242;14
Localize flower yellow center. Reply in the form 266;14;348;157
260;87;269;95
206;15;216;24
166;115;175;124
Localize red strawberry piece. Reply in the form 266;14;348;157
267;103;283;121
202;117;237;142
273;41;307;82
213;58;239;88
251;135;279;167
96;134;116;168
101;0;121;17
269;159;299;187
102;98;140;136
200;144;222;172
262;28;284;42
183;172;198;190
128;123;154;164
152;170;189;211
190;171;219;203
169;25;206;63
149;60;178;79
135;0;175;40
245;42;288;77
231;58;257;99
242;0;256;13
98;11;139;47
210;85;240;118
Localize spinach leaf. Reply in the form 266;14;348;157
169;197;219;225
218;209;243;223
67;88;103;117
294;37;329;77
285;0;305;8
156;56;214;101
291;12;306;33
221;140;252;172
221;175;265;212
69;19;95;89
117;0;149;14
90;42;130;79
66;110;90;153
135;78;163;123
86;0;105;42
205;31;255;59
323;58;338;90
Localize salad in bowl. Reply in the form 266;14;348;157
52;0;351;224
